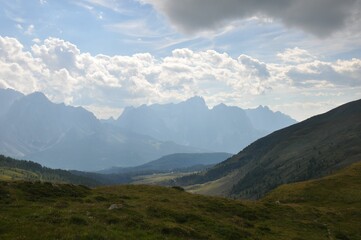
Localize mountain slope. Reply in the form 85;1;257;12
0;155;99;186
264;161;361;208
116;96;296;153
0;88;24;118
0;91;100;158
1;161;360;239
175;99;361;199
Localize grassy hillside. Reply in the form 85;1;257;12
264;161;361;208
0;162;360;239
0;155;194;186
0;155;99;186
174;99;361;199
262;161;361;239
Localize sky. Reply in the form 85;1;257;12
0;0;361;121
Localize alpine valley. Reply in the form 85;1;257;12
1;1;360;239
1;91;361;239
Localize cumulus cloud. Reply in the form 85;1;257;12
0;36;360;119
277;47;316;63
238;54;270;79
31;38;80;71
286;60;361;87
0;36;273;117
142;0;360;37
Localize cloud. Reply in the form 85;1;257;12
31;38;80;71
0;36;360;119
142;0;360;37
24;24;35;36
286;59;361;87
80;0;132;14
238;54;270;79
277;47;316;63
105;19;162;38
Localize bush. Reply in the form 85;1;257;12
171;186;185;191
69;216;88;225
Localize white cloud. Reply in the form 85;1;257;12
32;38;41;44
16;24;23;30
0;36;360;120
105;19;162;38
80;0;132;14
31;37;80;71
24;24;35;36
334;58;361;80
273;100;337;121
277;47;317;63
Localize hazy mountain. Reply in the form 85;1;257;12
0;89;295;171
116;96;296;153
0;91;100;158
244;105;296;132
0;88;24;118
99;152;233;174
25;125;202;171
175;99;361;199
0;90;202;171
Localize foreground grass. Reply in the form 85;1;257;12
1;163;361;239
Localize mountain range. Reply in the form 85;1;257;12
0;88;296;171
116;96;296;153
0;89;201;170
174;99;361;199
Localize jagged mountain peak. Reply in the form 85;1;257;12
255;105;270;110
25;91;50;103
183;96;206;106
116;97;296;153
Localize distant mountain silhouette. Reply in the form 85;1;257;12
116;96;296;153
99;152;233;174
0;91;100;159
0;89;201;171
0;89;296;171
174;99;361;199
245;105;296;132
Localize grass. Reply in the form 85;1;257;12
0;162;361;239
130;172;192;185
0;167;40;181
